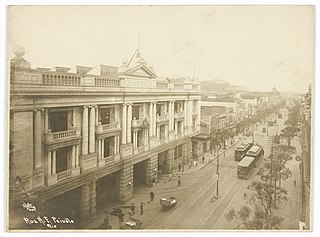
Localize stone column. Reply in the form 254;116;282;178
175;121;178;134
47;151;52;175
188;100;193;127
117;136;120;153
196;100;201;131
52;150;56;174
80;184;90;220
149;102;153;137
89;106;96;153
101;139;105;159
127;104;132;143
95;106;99;125
121;104;127;144
119;165;134;203
34;109;42;169
98;140;102;159
71;145;76;168
171;101;175;130
153;102;157;136
75;145;79;167
184;100;187;127
44;108;49;134
82;106;89;155
114;136;117;155
146;155;158;186
135;132;138;148
168;101;172;131
73;108;76;127
157;126;160;139
90;181;97;218
167;148;174;173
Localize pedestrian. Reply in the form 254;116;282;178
189;161;192;169
195;160;198;167
202;156;205;163
130;203;135;214
178;163;181;172
182;165;184;172
178;176;181;186
150;191;155;202
152;177;156;186
140;202;144;215
168;172;172;182
294;180;296;187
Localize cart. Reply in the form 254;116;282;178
160;197;177;209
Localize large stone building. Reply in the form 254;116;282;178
9;48;201;228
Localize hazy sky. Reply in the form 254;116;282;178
8;5;314;92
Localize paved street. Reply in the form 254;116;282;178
88;112;303;230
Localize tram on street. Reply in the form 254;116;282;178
234;142;254;161
245;145;264;167
237;156;255;179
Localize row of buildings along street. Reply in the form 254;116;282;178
9;45;312;230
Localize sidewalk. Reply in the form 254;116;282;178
275;136;303;230
87;135;245;229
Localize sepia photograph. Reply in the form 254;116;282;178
5;3;315;232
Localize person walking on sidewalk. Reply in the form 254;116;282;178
140;202;144;215
178;176;181;186
202;156;205;163
130;203;135;215
150;191;155;202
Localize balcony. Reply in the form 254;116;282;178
174;110;184;120
131;118;149;128
159;138;167;144
156;113;169;123
57;169;72;182
45;128;80;143
176;133;184;139
96;121;120;133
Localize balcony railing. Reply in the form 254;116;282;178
45;128;80;143
95;77;120;87
176;133;184;139
174;110;184;119
57;169;72;181
132;118;149;128
156;113;169;123
96;121;120;133
137;146;145;153
42;73;81;86
104;156;114;164
159;138;167;144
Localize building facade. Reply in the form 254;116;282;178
9;48;201;228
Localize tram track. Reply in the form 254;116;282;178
143;148;240;229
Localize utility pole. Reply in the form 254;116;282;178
252;123;255;144
216;145;220;198
216;129;221;198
